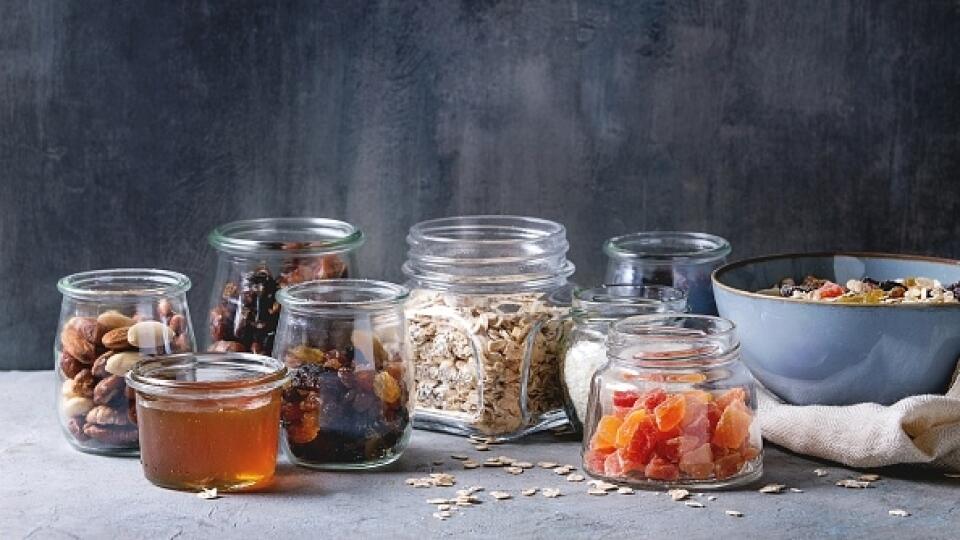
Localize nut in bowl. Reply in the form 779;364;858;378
712;252;960;406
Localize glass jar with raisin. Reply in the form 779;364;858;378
275;279;412;469
55;269;197;455
582;314;762;489
205;218;363;356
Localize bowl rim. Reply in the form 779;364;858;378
711;251;960;309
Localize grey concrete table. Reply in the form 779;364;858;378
1;371;956;539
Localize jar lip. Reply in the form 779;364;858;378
608;314;738;366
603;231;732;263
277;279;409;313
126;352;290;398
57;268;191;300
208;217;364;256
573;285;688;314
408;215;566;246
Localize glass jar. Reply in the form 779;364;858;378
55;269;196;455
403;215;575;439
126;352;290;491
582;315;762;489
205;217;363;356
274;279;412;469
603;232;731;315
560;285;687;433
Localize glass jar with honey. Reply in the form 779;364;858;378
126;352;290;492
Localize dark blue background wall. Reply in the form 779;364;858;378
3;1;960;369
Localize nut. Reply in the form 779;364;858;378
157;299;174;318
72;369;96;398
83;424;138;445
61;396;94;417
167;314;186;335
61;326;95;363
210;340;246;353
93;375;126;405
91;351;113;378
127;321;173;351
97;310;135;330
66;416;89;441
61;378;77;397
66;317;100;344
101;326;133;350
105;350;141;376
60;352;84;378
171;334;191;353
86;405;129;426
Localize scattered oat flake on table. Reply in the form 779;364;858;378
462;460;479;469
450;454;469;460
554;466;573;475
467;485;484;493
587;488;608;496
813;468;829;477
759;483;787;494
836;479;872;489
668;489;690;501
685;501;704;508
490;491;512;500
857;474;881;482
707;495;718;501
514;461;534;469
617;487;634;495
197;488;219;500
427;498;449;505
505;466;524;475
538;461;559;469
725;510;744;518
437;504;452;512
543;488;562;498
789;488;804;493
521;488;538;496
474;444;490;451
566;474;585;482
432;512;450;520
592;481;618;491
888;509;911;517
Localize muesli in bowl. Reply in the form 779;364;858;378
758;275;959;304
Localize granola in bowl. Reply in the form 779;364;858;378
758;275;960;304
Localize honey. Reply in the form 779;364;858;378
126;352;290;492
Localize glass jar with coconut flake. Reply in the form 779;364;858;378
402;216;575;439
560;285;687;433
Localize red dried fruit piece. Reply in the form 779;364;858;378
712;400;753;449
591;415;623;452
716;387;747;412
817;282;844;298
638;388;667;411
714;451;745;480
616;409;649;449
741;444;761;461
654;430;687;463
612;390;640;408
603;451;623;477
654;394;686;432
644;456;679;481
584;448;611;474
679;443;714;479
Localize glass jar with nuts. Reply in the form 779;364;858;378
274;279;413;469
205;218;363;356
402;216;576;440
55;269;196;455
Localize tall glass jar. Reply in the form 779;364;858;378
205;218;363;355
274;279;413;469
603;232;731;315
582;315;762;489
403;215;575;439
55;269;196;455
560;285;687;433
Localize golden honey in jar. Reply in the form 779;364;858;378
126;353;290;492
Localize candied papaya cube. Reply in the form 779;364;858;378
711;400;753;449
653;428;684;463
612;390;640;408
654;394;686;432
679;443;714;479
741;444;761;461
644;456;679;481
618;448;647;475
714;452;745;480
591;415;623;452
715;387;747;411
637;388;667;411
616;409;649;449
584;448;611;474
604;451;624;477
817;282;844;298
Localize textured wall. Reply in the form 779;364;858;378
2;1;960;369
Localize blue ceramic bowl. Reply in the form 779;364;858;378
712;252;960;405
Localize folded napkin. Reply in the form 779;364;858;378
758;362;960;471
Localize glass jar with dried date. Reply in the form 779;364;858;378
275;279;412;469
205;218;364;356
55;269;196;455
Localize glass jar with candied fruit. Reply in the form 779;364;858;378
582;314;762;489
275;279;412;469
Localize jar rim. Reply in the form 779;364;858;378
573;285;688;315
607;314;739;367
126;352;290;399
208;217;364;256
57;268;191;300
408;215;567;245
603;231;732;263
277;279;409;313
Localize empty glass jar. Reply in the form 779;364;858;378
205;218;363;356
403;215;575;439
55;269;196;455
582;315;762;489
560;285;687;432
603;232;731;315
275;279;412;469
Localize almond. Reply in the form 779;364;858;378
127;320;173;351
61;326;95;363
97;310;135;330
101;326;133;350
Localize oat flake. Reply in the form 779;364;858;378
888;509;910;517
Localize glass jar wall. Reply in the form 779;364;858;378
582;315;762;489
205;218;363;355
603;232;731;315
55;269;196;455
560;285;687;433
403;215;575;439
275;279;413;469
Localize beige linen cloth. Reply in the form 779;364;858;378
757;363;960;471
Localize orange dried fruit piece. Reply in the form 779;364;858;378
714;451;745;480
644;456;679;481
654;394;686;432
711;400;753;449
603;451;623;477
584;448;611;474
716;387;747;411
591;415;623;452
616;409;648;449
679;443;714;479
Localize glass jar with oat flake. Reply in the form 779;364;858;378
403;216;575;439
